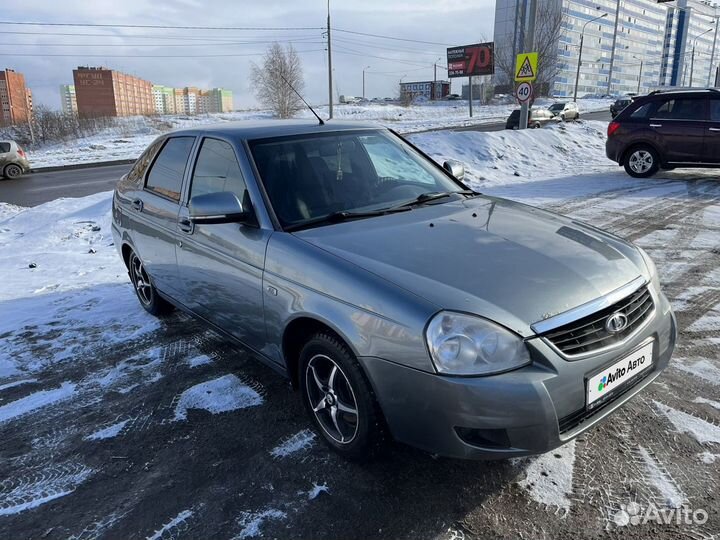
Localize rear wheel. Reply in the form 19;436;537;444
532;122;541;129
127;250;174;316
299;332;386;460
623;146;659;178
3;164;23;179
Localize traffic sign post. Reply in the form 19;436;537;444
515;52;538;130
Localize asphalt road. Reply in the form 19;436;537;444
0;163;131;207
0;112;612;208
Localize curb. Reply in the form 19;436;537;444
31;159;136;174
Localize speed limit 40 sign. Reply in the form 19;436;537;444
516;82;533;104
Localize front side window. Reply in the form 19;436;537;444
145;136;195;201
250;130;463;228
710;99;720;122
0;142;10;153
128;139;162;184
652;98;706;121
190;138;247;199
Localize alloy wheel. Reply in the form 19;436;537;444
305;354;359;444
129;253;153;306
4;164;22;178
629;150;654;174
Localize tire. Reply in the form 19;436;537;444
560;114;566;122
127;250;174;316
3;164;23;179
532;122;541;129
299;332;386;460
623;145;660;178
575;113;581;120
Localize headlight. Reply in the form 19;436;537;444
425;311;531;375
638;247;660;291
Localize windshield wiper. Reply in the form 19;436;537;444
285;206;412;232
392;189;480;209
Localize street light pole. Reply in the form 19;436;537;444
607;0;622;95
709;16;719;86
574;12;608;102
327;0;333;119
362;66;370;99
633;55;643;94
690;27;714;87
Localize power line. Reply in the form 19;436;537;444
333;28;453;46
0;49;327;58
0;20;323;31
333;45;432;67
3;39;325;47
0;30;321;42
332;36;445;57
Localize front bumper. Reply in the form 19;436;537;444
359;291;677;460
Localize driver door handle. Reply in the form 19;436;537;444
131;198;143;212
649;123;662;128
178;217;194;234
709;127;720;132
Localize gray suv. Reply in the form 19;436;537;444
112;121;676;460
0;140;30;179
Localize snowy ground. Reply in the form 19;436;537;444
1;123;718;539
25;98;612;169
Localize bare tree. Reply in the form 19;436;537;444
494;6;563;97
250;43;305;118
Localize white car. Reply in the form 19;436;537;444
548;102;580;121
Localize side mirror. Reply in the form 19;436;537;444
443;160;465;182
189;191;249;225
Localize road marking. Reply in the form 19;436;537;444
25;179;116;193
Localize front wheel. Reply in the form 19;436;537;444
128;250;174;316
624;146;659;178
300;332;386;460
3;164;23;179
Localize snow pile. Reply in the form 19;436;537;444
85;419;130;441
0;382;76;424
173;374;263;421
412;120;613;189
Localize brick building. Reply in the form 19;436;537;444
0;69;33;126
73;67;154;118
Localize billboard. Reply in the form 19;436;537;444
446;42;494;78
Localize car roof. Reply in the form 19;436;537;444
162;119;383;140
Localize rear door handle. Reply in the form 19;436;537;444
709;127;720;132
649;123;662;128
178;217;194;234
131;198;143;212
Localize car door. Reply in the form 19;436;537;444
647;97;707;164
0;142;10;170
703;98;720;163
176;136;272;352
128;136;195;296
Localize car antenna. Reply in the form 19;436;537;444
280;74;325;126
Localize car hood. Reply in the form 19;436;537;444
293;196;646;337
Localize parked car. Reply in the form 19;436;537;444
0;140;30;179
339;95;362;104
611;97;633;118
505;107;556;129
606;88;720;178
548;102;580;120
446;94;461;101
113;120;676;460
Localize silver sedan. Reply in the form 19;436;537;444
111;120;677;460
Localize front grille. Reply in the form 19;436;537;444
543;286;654;356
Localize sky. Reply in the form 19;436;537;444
2;0;495;111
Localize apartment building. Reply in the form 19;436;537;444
399;80;450;100
152;85;177;115
0;68;33;126
493;0;719;96
73;67;154;117
160;86;233;115
59;84;78;114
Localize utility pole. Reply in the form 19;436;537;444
519;0;538;130
469;76;473;117
574;12;608;102
327;0;333;119
709;16;719;86
606;0;621;95
362;66;370;99
637;59;643;94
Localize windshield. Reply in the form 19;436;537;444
549;104;564;111
249;130;465;229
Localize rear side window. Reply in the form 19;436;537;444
710;100;720;122
145;137;195;201
127;140;162;184
0;142;9;153
190;138;247;199
652;98;706;121
630;103;652;119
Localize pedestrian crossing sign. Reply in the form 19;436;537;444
515;52;538;82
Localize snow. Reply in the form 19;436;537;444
637;446;686;508
85;419;130;441
0;382;76;424
306;483;330;500
654;401;720;445
234;508;287;539
187;354;213;368
672;359;720;386
699;452;720;464
694;397;720;410
515;440;576;511
270;429;316;458
146;509;194;540
0;378;37;392
24;99;612;169
173;374;263;421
